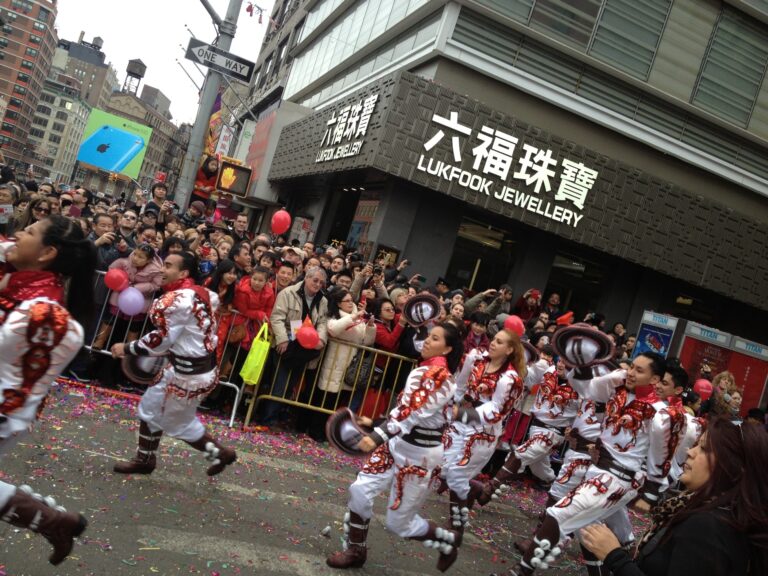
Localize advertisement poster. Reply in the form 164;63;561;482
245;111;276;182
728;338;768;415
77;109;153;179
632;311;679;359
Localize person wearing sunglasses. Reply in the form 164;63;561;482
116;210;138;248
7;197;50;237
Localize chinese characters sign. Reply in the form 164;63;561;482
417;111;599;228
315;93;379;163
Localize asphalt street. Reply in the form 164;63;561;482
0;382;604;576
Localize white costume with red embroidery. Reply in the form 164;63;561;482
0;272;83;508
513;363;579;484
545;369;685;540
669;413;703;485
442;350;524;499
347;357;455;538
127;285;219;442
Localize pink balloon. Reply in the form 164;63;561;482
271;209;291;235
105;268;130;291
117;287;145;316
504;315;525;337
296;325;319;349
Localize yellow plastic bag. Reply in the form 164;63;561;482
240;322;270;386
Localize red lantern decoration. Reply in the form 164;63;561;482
503;314;525;337
104;268;130;292
271;209;291;235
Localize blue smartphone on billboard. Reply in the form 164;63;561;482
77;125;145;173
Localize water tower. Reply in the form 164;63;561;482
122;58;146;95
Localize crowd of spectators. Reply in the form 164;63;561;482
1;167;764;436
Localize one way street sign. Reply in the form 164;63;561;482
185;38;256;84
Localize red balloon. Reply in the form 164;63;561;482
296;325;319;349
271;209;291;235
503;314;525;337
104;268;130;292
693;379;714;401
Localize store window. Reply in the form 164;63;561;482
444;217;517;291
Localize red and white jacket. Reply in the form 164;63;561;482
528;362;580;430
372;356;456;444
0;271;83;439
669;413;704;484
452;349;524;435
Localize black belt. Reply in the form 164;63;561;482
594;402;606;413
531;417;566;435
169;353;216;375
596;446;636;482
402;426;444;448
571;431;596;453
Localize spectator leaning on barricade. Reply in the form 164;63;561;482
263;266;329;427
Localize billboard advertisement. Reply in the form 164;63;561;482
77;108;153;179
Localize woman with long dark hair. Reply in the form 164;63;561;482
327;322;464;572
204;259;238;365
581;417;768;575
8;196;50;237
0;215;96;564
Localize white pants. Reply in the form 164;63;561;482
348;436;442;538
547;464;643;540
137;367;216;441
549;448;593;501
442;422;498;499
514;425;564;484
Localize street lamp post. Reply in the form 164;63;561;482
173;0;243;211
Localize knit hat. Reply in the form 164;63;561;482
190;200;206;214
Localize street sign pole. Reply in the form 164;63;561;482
174;0;243;211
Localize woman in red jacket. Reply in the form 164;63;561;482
372;298;408;391
233;266;275;350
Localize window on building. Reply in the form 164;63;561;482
2;24;12;34
13;85;27;95
55;111;67;121
11;0;33;12
589;0;672;79
37;6;50;22
17;72;30;83
40;93;54;104
692;7;768;127
4;110;19;121
20;59;34;70
52;122;64;132
2;122;15;133
29;128;44;138
32;21;46;32
0;38;7;48
48;134;61;144
274;40;289;75
25;47;38;57
32;116;48;127
4;11;17;20
36;104;51;115
9;98;22;108
529;0;601;49
29;34;42;45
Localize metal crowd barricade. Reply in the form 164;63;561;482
243;338;418;428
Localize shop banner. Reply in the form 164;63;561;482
678;322;733;388
729;338;768;415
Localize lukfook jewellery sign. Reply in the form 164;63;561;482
416;112;599;228
315;93;379;163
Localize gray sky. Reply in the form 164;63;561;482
55;0;273;124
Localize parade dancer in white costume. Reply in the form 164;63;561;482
440;329;527;540
0;216;95;564
111;252;236;476
513;351;687;576
326;323;463;572
477;354;579;505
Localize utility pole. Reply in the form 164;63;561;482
174;0;243;210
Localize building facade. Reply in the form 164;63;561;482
261;0;768;347
27;70;90;184
0;0;57;167
53;32;119;110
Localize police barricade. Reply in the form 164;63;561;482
242;339;418;428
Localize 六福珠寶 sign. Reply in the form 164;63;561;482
416;111;599;228
315;94;379;163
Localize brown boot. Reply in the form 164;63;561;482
410;521;459;572
185;432;237;476
475;453;523;506
518;514;562;574
326;511;369;568
448;490;470;547
113;420;162;474
0;485;87;565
